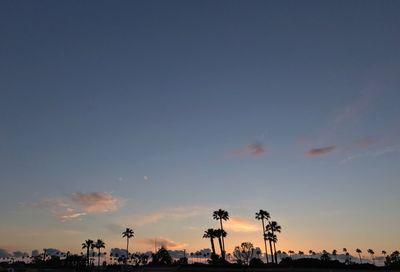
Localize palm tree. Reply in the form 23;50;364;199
255;209;270;263
356;248;362;263
203;229;217;256
212;209;229;259
214;228;227;257
264;232;276;262
122;228;134;259
94;239;105;266
82;239;94;265
332;249;337;260
367;249;375;265
266;221;281;263
382;250;387;256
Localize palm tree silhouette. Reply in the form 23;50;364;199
214;228;227;258
356;248;362;263
266;221;281;263
213;209;229;259
122;228;134;259
382;250;387;256
332;249;337;260
367;249;375;265
94;239;105;266
264;232;277;263
82;239;94;265
203;229;217;256
255;209;270;263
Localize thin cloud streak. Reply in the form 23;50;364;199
132;206;209;227
306;146;336;157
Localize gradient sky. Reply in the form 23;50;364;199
1;0;400;258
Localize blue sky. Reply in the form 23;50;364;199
0;0;399;256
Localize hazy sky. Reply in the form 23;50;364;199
1;0;399;257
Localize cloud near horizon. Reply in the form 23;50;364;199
35;192;123;221
141;237;187;250
225;217;258;233
306;146;336;157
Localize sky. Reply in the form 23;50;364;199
1;0;400;259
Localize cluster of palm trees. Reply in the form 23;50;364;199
203;209;230;260
255;209;281;264
81;227;134;266
81;239;105;266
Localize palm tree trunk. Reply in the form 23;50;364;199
126;237;129;260
269;239;274;264
87;248;90;266
273;241;278;264
359;253;362;263
219;219;225;259
210;238;216;256
218;236;223;258
261;219;269;263
98;249;101;266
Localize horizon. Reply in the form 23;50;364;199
0;0;399;261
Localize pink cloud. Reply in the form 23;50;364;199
306;146;336;157
70;192;122;213
34;192;123;221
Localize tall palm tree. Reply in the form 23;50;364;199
264;232;276;263
255;209;270;263
94;239;105;266
122;228;134;259
356;248;362;263
266;221;281;264
214;228;227;257
82;239;94;265
367;249;375;265
203;229;217;256
212;209;229;259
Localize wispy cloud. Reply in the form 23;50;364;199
232;142;266;158
133;206;208;227
225;217;258;233
306;146;336;157
34;192;124;221
340;144;400;164
70;192;122;213
141;237;187;250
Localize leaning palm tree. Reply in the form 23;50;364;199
367;249;375;265
214;228;227;257
255;210;270;263
82;239;94;265
212;209;229;259
266;221;281;263
94;239;105;266
356;248;362;263
203;229;217;256
264;232;276;263
122;228;134;259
